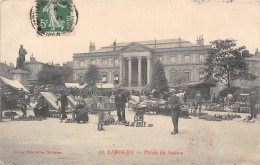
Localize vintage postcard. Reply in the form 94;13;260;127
0;0;260;165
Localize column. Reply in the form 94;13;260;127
128;57;132;87
109;72;112;83
119;58;123;85
147;57;151;84
122;58;126;86
137;57;142;86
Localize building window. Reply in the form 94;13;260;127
78;73;84;80
199;71;204;80
170;75;174;82
95;59;99;67
108;58;112;67
185;55;189;63
114;74;119;84
102;59;107;67
79;61;83;68
171;56;176;63
115;59;119;67
110;58;114;67
102;75;107;83
83;60;87;68
158;56;162;61
193;55;196;63
200;55;204;62
74;61;78;68
185;72;190;82
91;59;96;65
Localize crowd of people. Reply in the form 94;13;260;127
1;83;259;135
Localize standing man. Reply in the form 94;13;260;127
169;94;182;135
194;91;202;113
249;90;258;119
227;93;233;106
115;91;127;122
57;90;68;120
19;89;27;117
183;91;187;104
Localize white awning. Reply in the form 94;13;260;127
40;92;60;110
65;83;87;89
185;82;203;86
0;76;29;93
96;83;114;89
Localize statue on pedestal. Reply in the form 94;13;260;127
16;45;27;69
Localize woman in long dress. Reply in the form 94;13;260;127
43;0;66;30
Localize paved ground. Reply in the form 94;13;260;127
0;106;260;165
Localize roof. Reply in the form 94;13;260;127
0;76;29;93
24;60;44;65
90;38;204;53
103;38;189;48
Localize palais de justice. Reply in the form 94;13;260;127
73;37;211;89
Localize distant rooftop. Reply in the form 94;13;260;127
92;38;204;53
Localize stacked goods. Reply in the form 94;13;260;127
11;116;47;121
207;104;225;112
158;100;167;108
129;95;168;115
197;113;241;121
128;95;141;108
104;115;115;125
4;112;18;118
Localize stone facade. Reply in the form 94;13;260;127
231;50;260;88
24;55;56;82
73;37;212;88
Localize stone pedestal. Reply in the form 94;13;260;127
11;68;30;87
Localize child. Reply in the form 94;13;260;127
97;96;105;131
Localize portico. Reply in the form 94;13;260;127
119;51;151;87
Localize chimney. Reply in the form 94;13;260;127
196;35;204;46
89;42;96;52
113;40;116;51
10;63;14;68
178;37;181;47
30;53;36;62
255;48;260;58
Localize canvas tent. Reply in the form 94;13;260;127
40;92;60;110
67;95;78;109
0;76;29;93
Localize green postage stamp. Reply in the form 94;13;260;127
30;0;78;36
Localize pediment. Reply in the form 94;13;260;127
119;42;152;53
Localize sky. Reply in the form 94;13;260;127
1;0;260;65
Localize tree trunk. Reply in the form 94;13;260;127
0;108;2;122
227;70;231;88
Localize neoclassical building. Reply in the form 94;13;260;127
73;37;212;89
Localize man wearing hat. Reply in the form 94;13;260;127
57;90;68;120
115;91;127;122
18;88;27;117
168;94;182;135
194;91;202;113
97;96;105;131
249;90;258;119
